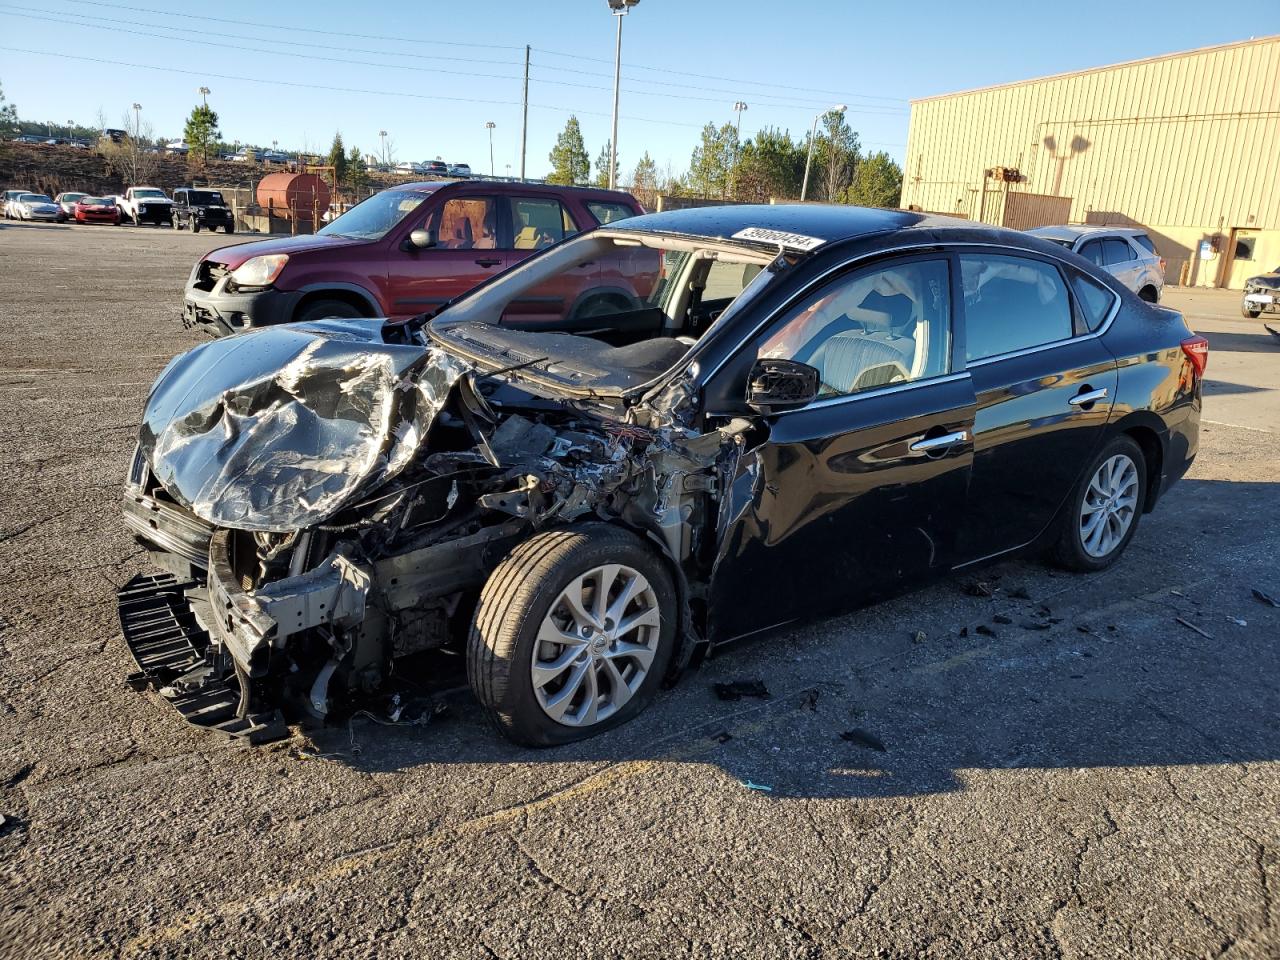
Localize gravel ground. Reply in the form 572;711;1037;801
1;221;1277;960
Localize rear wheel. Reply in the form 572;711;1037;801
190;215;200;233
1243;305;1262;319
468;524;677;746
224;223;235;234
1049;435;1146;572
294;298;364;324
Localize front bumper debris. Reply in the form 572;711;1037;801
117;573;287;743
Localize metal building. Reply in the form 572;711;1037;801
900;36;1280;289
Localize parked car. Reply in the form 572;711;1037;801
181;181;647;336
170;188;235;234
73;196;122;225
12;193;61;221
421;160;449;176
54;191;88;221
115;186;173;226
121;205;1206;745
1241;264;1280;319
165;140;189;154
395;161;424;175
1026;226;1165;302
2;189;32;218
448;163;472;178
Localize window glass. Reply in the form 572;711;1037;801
318;189;429;241
703;259;762;301
1132;233;1156;255
586;201;636;225
1103;238;1135;265
960;254;1073;361
759;259;951;397
434;197;498;250
1069;271;1116;331
1077;239;1105;266
509;198;573;250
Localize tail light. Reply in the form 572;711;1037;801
1181;335;1208;378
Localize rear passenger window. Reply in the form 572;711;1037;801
960;254;1073;362
1077;239;1105;266
1069;271;1116;331
586;201;636;225
1132;233;1156;255
1103;238;1135;264
509;198;579;250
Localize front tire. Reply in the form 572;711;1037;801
1049;435;1146;572
293;298;363;324
190;216;200;233
468;524;677;747
1243;305;1261;319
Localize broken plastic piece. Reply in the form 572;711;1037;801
713;679;771;701
743;780;773;792
839;729;887;752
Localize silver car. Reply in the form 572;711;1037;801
1027;226;1165;302
14;193;62;222
2;189;32;219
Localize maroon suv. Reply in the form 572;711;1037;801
182;181;649;336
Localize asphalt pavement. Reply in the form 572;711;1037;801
1;220;1277;959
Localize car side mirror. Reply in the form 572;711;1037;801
745;358;820;414
404;227;436;251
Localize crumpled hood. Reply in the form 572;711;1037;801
139;318;469;533
1247;272;1280;288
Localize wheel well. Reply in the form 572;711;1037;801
1123;425;1163;512
292;289;376;321
1138;285;1158;303
569;288;640;321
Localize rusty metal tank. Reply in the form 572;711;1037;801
255;173;331;223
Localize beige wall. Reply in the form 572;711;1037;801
900;36;1280;288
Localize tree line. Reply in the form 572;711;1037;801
545;111;903;209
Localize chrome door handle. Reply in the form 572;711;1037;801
909;430;969;453
1068;387;1109;406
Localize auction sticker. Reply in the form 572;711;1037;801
731;227;825;251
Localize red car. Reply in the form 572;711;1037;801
74;196;122;225
182;181;652;336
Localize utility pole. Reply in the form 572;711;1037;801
607;0;640;190
731;101;747;199
519;44;529;182
486;121;496;177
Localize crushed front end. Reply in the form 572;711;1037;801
118;318;743;742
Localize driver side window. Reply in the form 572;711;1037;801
433;197;498;250
758;259;952;397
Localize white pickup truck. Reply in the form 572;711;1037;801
114;186;173;226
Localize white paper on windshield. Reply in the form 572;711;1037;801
732;227;825;251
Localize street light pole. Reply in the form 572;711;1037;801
606;0;640;190
485;121;496;177
799;103;846;202
131;102;141;137
198;86;209;108
379;130;387;166
731;101;747;199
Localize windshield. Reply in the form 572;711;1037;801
429;230;779;393
83;197;112;206
61;193;86;202
188;191;225;205
318;189;430;241
21;194;52;203
134;189;166;198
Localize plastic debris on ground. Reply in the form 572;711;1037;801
742;781;773;792
840;729;887;752
1175;616;1215;641
713;679;772;701
1226;616;1248;627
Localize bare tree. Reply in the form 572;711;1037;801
379;135;397;167
101;108;158;186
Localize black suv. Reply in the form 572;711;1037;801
171;188;235;234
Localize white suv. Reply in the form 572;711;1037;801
1027;226;1166;302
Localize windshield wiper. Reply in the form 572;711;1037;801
484;356;550;378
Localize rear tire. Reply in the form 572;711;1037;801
293;298;364;324
1243;305;1262;319
191;216;200;233
468;524;677;747
225;223;235;234
1049;435;1147;572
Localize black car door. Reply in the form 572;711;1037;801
706;254;977;644
953;250;1118;562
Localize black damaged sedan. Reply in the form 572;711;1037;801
119;206;1206;745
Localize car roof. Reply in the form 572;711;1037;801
397;180;639;201
608;203;934;247
1027;224;1147;241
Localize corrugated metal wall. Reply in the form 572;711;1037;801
900;37;1280;231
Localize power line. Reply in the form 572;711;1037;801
47;0;525;50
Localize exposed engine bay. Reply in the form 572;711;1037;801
119;315;755;742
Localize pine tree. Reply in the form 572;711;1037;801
547;116;589;185
630;151;658;209
183;103;220;165
346;145;368;190
328;132;348;185
593;140;616;188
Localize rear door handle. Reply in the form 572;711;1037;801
909;430;969;453
1068;387;1109;407
475;258;502;268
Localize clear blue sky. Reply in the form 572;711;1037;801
2;0;1275;179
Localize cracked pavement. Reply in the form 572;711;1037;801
1;221;1277;959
